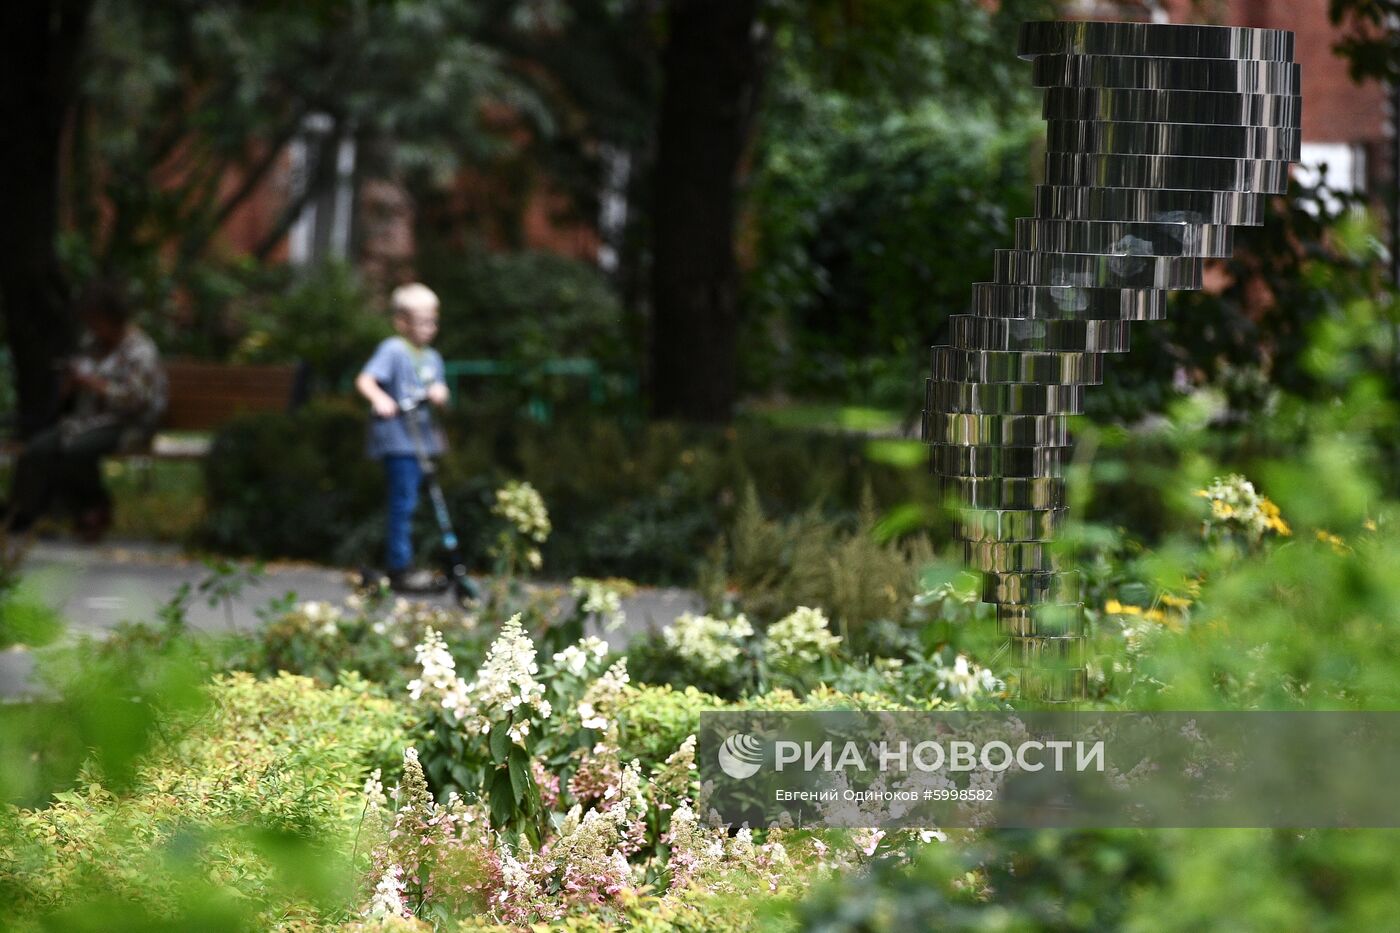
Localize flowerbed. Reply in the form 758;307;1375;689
11;345;1400;929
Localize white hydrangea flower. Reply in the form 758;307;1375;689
492;480;552;543
935;654;1003;700
552;636;610;677
571;577;630;630
1196;473;1290;542
497;850;536;903
762;606;842;668
366;864;408;919
406;627;460;703
300;600;341;623
662;612;752;672
453;613;550;742
577;701;607;731
617;758;647;819
576;658;630;732
363;768;388;812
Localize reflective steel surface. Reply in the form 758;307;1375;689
923;20;1300;703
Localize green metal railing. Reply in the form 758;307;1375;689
1;349;629;429
440;357;609;424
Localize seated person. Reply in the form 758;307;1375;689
5;280;167;539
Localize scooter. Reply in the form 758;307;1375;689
358;389;484;608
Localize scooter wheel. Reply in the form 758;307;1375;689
453;574;486;609
354;566;386;593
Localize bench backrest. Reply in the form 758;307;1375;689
162;360;299;431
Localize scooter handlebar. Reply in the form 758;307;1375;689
397;389;429;413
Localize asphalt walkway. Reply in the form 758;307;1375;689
1;540;703;697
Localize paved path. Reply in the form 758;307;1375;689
1;540;703;697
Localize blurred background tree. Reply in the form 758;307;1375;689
743;0;1047;415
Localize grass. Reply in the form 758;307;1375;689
740;402;905;435
105;459;205;541
0;458;206;544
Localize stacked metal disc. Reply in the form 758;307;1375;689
922;20;1300;703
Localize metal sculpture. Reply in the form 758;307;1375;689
922;21;1301;703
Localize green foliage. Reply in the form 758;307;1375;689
105;458;206;542
2;651;406;931
1329;0;1400;83
1089;180;1389;424
0;536;61;652
789;828;1400;933
423;247;631;379
3;628;212;809
623;629;758;700
610;681;945;773
199;398;386;564
613;683;728;768
698;480;936;648
745;1;1049;409
70;0;548;348
233;593;490;693
451;888;792;932
231;261;392;390
199;405;938;583
786;829;1164;932
1043;274;1400;712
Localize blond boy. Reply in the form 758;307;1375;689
355;283;451;592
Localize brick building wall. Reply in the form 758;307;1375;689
1072;0;1391;199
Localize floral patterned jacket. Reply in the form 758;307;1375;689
62;327;167;452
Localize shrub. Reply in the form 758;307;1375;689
613;684;727;769
423;248;630;373
232;260;393;391
200;398;386;564
0;534;61;651
232;594;490;692
198;407;937;584
452;888;794;932
746;82;1041;412
4;672;408;929
697;481;936;648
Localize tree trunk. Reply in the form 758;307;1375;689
648;0;764;423
0;1;92;438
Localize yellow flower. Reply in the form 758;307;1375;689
1105;599;1141;616
1144;606;1183;631
1159;593;1193;609
1364;518;1379;533
1315;529;1349;554
1261;499;1291;536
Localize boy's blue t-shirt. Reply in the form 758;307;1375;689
361;336;446;458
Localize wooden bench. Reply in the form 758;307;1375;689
0;360;301;461
152;360;301;457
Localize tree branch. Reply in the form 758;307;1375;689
177;106;311;267
251;118;342;261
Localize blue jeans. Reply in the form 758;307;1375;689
382;454;422;573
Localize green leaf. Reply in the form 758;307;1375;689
489;722;510;764
508;745;532;805
488;769;515;828
450;762;475;793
